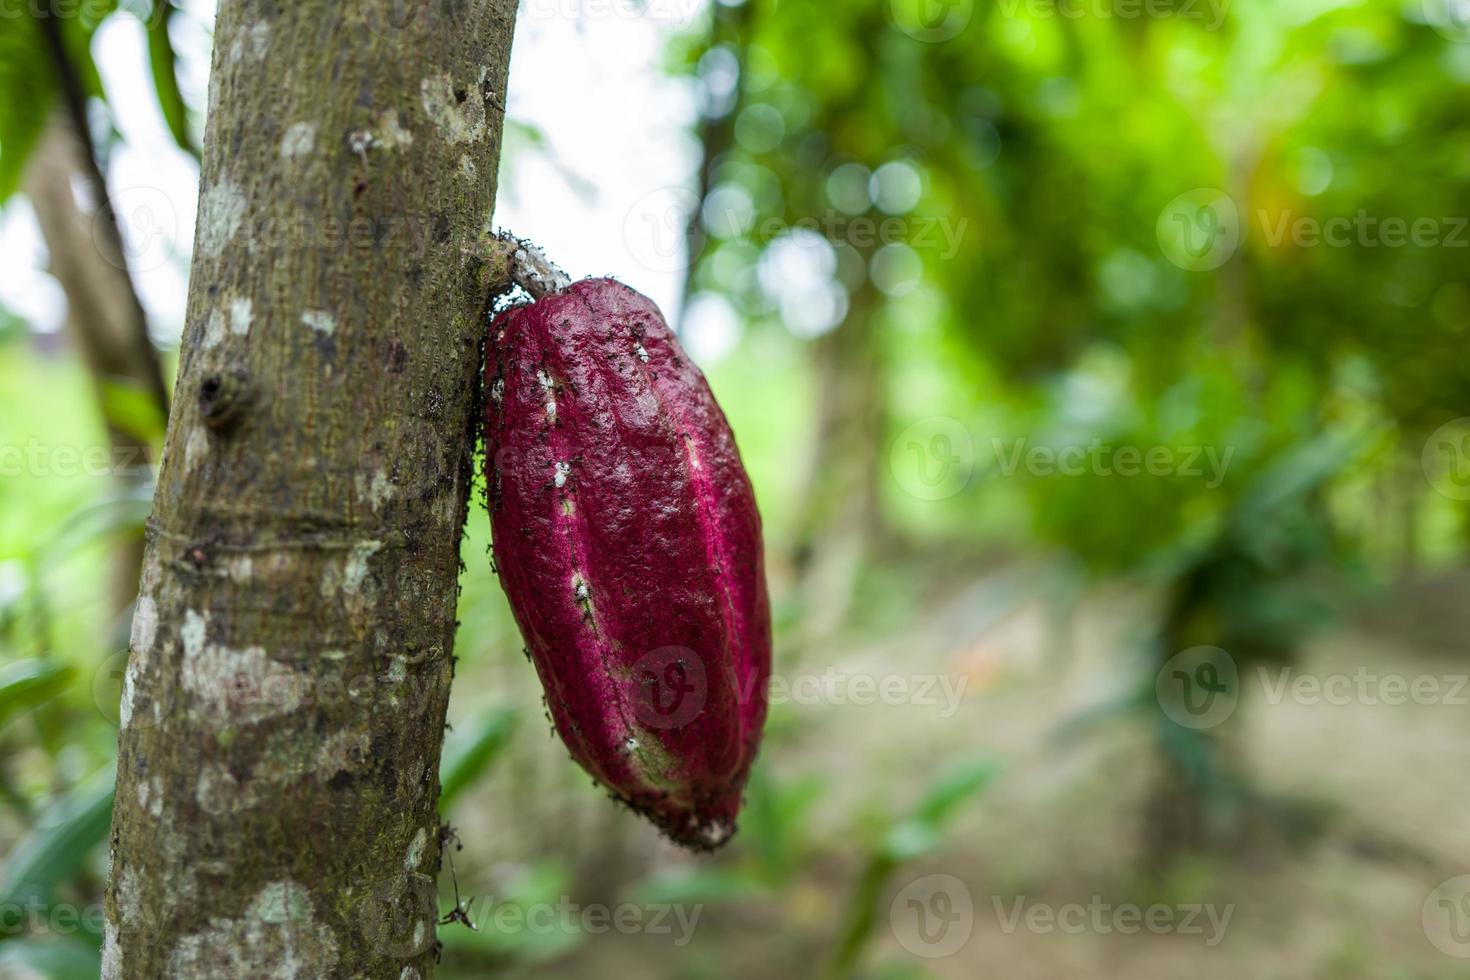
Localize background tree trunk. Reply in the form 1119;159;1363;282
26;118;165;615
104;2;517;976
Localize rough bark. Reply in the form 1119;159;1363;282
104;2;517;977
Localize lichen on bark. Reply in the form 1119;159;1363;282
105;1;518;976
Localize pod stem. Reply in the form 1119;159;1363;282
480;231;570;303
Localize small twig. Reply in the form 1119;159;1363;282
437;823;478;931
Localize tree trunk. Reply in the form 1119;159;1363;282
104;3;517;977
791;278;885;638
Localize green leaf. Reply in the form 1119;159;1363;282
0;3;119;202
1;767;115;906
438;706;517;811
0;939;102;980
0;659;75;730
628;868;768;906
0;17;57;202
910;757;1003;827
143;1;197;159
98;375;167;446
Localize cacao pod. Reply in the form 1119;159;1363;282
484;278;771;850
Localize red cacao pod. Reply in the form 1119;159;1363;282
484;278;771;850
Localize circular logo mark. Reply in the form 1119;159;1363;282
890;874;973;958
101;186;177;273
1424;0;1470;43
889;416;975;501
93;651;130;728
1423;875;1470;957
628;645;708;730
1156;645;1239;730
357;873;438;960
1422;418;1470;501
353;0;440;41
1156;188;1240;271
622;186;700;275
890;0;975;43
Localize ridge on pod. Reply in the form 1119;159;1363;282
483;277;771;850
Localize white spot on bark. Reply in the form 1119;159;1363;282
185;644;300;724
102;920;121;979
119;866;143;929
343;541;381;595
182;609;207;659
301;310;335;335
554;461;570;488
181;612;302;724
315;728;369;782
318;540;381;600
635;344;649;363
184;426;210;474
400;970;421;980
131;596;158;655
386;656;407;683
248;21;271;59
198;180;246;259
197;764;257;815
489;378;503;403
348;130;375;157
356;469;393;510
169;881;337;978
255;881;311;923
227;555;254;583
203;309;226;349
136;777;163;817
119;663;137;730
377;110;414;149
280;122;316;160
421;72;487;144
230;297;253;336
405;828;428;870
